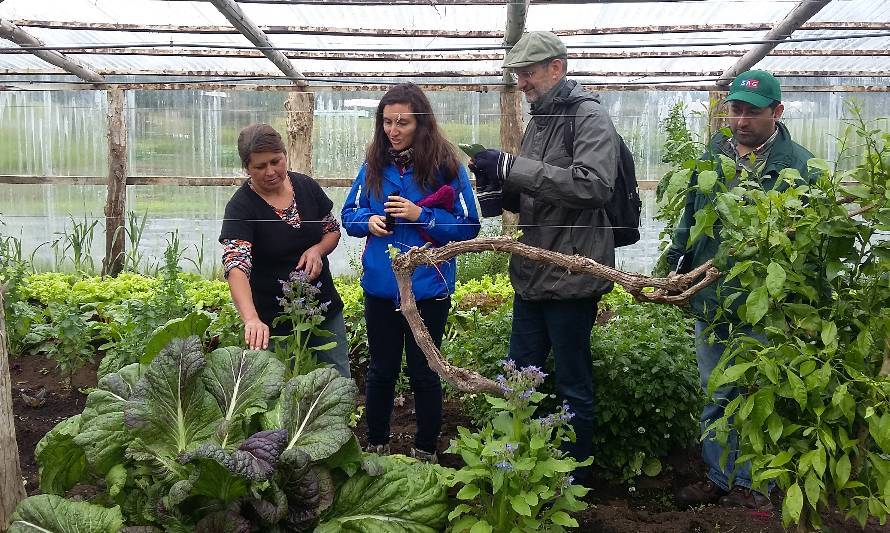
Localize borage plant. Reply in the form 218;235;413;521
272;269;336;378
444;360;590;532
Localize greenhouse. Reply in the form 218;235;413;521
0;0;888;531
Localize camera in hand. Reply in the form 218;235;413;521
385;189;400;231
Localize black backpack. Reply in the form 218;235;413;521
562;100;642;247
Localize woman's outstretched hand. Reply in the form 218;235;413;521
243;317;270;350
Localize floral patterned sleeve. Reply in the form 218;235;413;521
321;212;340;234
222;239;252;278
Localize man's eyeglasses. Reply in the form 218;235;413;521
512;67;539;81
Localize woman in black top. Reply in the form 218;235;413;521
219;123;350;377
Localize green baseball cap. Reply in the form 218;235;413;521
502;31;567;69
725;70;782;108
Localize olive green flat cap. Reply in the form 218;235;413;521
502;31;567;69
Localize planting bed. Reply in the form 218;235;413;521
10;355;888;532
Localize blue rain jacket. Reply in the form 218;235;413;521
341;161;480;302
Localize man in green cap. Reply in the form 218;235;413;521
667;70;814;510
469;30;621;483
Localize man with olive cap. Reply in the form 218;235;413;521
469;31;621;483
667;70;814;510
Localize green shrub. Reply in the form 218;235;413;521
590;288;702;482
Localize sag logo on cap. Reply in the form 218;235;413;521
740;79;760;88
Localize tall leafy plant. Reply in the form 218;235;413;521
668;105;889;530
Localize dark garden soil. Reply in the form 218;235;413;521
11;354;889;532
10;354;96;495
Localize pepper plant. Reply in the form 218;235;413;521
673;106;889;530
443;360;590;532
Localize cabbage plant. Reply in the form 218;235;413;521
14;329;449;531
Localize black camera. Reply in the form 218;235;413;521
384;189;400;231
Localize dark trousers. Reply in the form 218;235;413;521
508;295;598;466
364;293;450;453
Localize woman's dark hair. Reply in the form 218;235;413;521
237;123;286;168
364;83;460;197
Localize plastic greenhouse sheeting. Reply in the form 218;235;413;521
0;0;888;86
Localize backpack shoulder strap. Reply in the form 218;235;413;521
562;100;583;158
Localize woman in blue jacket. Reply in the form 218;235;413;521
342;83;480;462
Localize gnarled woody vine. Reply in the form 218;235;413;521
391;236;719;395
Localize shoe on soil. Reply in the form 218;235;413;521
676;480;728;507
719;486;773;511
409;447;438;464
364;443;390;455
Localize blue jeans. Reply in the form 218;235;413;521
695;320;769;494
508;295;598;466
311;309;351;378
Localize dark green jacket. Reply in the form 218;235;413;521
666;122;814;320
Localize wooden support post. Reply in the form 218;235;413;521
103;88;127;277
716;0;832;87
708;89;728;137
499;87;524;230
285;91;315;176
0;286;26;526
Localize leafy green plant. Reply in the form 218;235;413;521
272;269;336;378
335;277;367;363
444;360;589;532
121;210;149;274
457;226;511;282
19;300;96;377
9;495;123;533
669;105;889;530
22;323;448;529
590;288;702;482
653;101;706;277
58;215;100;275
0;233;32;353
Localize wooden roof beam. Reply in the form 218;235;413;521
13;19;888;37
25;47;890;61
502;0;530;84
0;18;104;83
165;0;706;4
4;68;886;79
2;83;889;93
717;0;832;87
206;0;306;85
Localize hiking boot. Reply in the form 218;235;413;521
719;486;774;511
364;443;390;455
676;480;727;507
410;447;438;464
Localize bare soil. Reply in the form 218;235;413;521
11;355;889;532
10;354;95;494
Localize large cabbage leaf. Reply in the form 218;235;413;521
9;495;123;533
277;448;324;530
141;311;212;364
279;368;357;461
315;458;449;533
73;363;145;474
35;415;85;495
125;336;220;456
202;347;285;447
180;429;288;482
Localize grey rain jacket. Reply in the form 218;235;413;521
503;78;619;300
